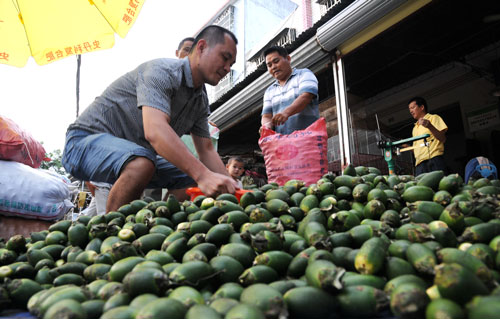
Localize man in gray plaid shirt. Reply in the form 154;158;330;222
62;25;238;212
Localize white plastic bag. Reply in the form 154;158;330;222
0;160;74;220
80;182;111;217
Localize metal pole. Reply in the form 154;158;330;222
76;54;81;118
337;52;351;166
332;55;345;169
332;51;351;169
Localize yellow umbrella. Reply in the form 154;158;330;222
0;0;145;67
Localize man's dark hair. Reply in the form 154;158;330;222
190;25;238;53
227;156;244;165
264;46;288;58
408;96;428;113
177;37;195;51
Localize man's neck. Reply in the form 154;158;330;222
277;71;293;86
417;112;428;120
188;56;203;89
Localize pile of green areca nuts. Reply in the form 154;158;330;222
1;166;500;319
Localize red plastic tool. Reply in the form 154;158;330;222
185;187;252;202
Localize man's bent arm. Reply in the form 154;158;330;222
418;117;447;143
192;134;229;176
142;106;236;195
429;126;447;143
261;113;273;128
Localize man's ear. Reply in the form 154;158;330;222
175;50;180;58
197;39;207;54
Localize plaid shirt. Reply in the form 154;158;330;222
69;58;210;153
262;68;319;134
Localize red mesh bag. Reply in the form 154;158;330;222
0;116;46;168
258;118;328;186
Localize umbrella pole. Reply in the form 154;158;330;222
76;55;81;118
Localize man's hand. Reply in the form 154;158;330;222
259;123;273;135
417;118;432;128
417;117;447;143
260;114;273;135
272;112;289;126
197;171;238;197
268;92;314;127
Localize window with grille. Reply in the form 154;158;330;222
214;6;235;34
212;6;235;98
317;0;343;16
214;70;234;100
250;28;297;69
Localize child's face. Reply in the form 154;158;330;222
227;160;245;178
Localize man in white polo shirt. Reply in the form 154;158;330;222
261;46;319;134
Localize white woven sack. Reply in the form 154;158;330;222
0;160;74;220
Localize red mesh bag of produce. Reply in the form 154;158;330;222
0;115;46;168
258;117;328;186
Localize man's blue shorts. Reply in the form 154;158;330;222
62;129;195;190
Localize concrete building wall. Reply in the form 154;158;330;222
244;0;297;56
231;0;245;84
207;0;299;102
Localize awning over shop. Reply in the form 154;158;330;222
209;0;429;131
